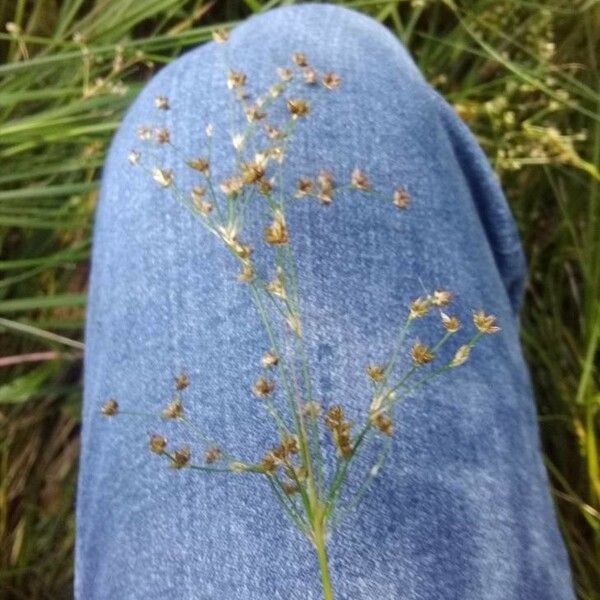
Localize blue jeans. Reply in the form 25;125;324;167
76;4;574;598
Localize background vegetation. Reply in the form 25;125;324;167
0;0;598;598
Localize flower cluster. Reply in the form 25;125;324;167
101;33;502;600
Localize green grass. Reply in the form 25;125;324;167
0;0;598;598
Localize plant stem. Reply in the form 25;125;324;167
313;518;335;600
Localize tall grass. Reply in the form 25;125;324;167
0;1;598;598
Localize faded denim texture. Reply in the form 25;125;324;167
76;4;575;599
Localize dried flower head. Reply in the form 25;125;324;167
393;187;410;209
154;95;170;110
322;72;342;90
261;350;279;369
204;447;222;464
152;168;174;188
265;124;285;140
295;177;314;198
188;157;210;175
282;435;300;454
219;176;245;197
171;446;191;468
253;376;275;397
101;398;119;416
212;29;229;43
303;400;322;419
149;434;167;454
410;297;430;319
238;262;255;283
260;452;278;475
287;98;310;119
473;310;501;334
245;105;267;123
191;184;206;202
162;397;183;419
302;67;317;85
317;170;335;204
227;70;247;90
366;364;386;383
282;481;299;496
324;405;345;430
292;52;308;67
264;211;289;245
450;344;471;368
277;67;293;82
441;312;461;333
266;270;286;298
372;412;394;436
411;342;434;366
128;150;140;165
154;128;170;144
432;290;453;306
287;315;302;337
351;169;371;191
137;126;152;141
241;161;266;185
175;372;190;390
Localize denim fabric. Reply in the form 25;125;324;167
76;4;574;599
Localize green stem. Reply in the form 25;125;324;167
313;519;335;600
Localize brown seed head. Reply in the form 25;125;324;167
441;313;461;333
188;157;210;175
204;447;222;464
238;262;255;283
162;397;183;419
149;434;167;454
277;67;293;82
227;70;247;90
212;29;229;43
253;377;275;397
265;124;285;140
137;126;152;141
219;176;245;197
171;446;191;468
295;177;314;198
372;412;394;436
245;105;267;123
153;168;174;188
154;127;170;144
260;452;277;475
410;297;431;319
322;72;342;90
264;212;289;245
286;98;310;119
473;310;501;334
366;364;386;383
155;95;170;110
292;52;308;67
282;435;299;455
411;342;435;366
303;67;317;84
101;398;119;417
325;405;345;430
241;161;265;185
351;168;371;191
282;481;299;495
393;187;410;209
175;373;190;391
432;289;453;306
261;350;279;369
